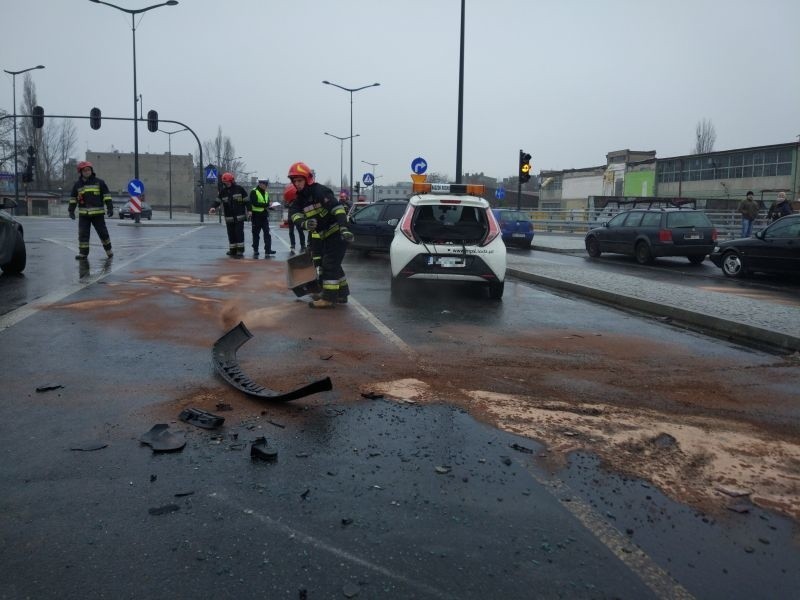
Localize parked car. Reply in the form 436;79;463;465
584;208;716;265
492;208;534;248
119;201;153;220
709;214;800;278
0;197;26;274
347;200;409;255
390;183;506;299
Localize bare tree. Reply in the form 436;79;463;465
693;118;716;154
425;171;451;183
202;126;244;176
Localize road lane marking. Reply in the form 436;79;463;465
348;296;416;360
0;227;205;332
208;491;457;600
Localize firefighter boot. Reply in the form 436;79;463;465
308;298;335;309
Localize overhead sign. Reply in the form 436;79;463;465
127;179;144;196
495;187;505;200
362;173;374;186
411;157;427;174
205;166;218;182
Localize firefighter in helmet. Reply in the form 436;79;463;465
69;161;114;260
209;172;248;257
287;161;353;308
283;183;306;254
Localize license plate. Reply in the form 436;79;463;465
684;233;702;240
428;256;465;268
512;233;526;238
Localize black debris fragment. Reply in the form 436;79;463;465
360;391;384;400
179;407;225;430
215;402;233;412
320;354;333;361
139;424;186;453
300;489;310;500
250;436;278;462
174;491;195;498
267;420;286;429
148;504;180;516
69;441;108;452
341;518;353;526
150;474;157;482
35;384;64;393
342;583;360;598
500;456;512;466
510;443;534;454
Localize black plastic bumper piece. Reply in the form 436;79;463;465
212;321;332;401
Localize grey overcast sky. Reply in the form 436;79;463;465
3;0;800;187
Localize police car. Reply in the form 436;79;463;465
389;182;506;299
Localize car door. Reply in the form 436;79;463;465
597;212;629;253
347;203;383;250
376;203;407;250
748;218;800;274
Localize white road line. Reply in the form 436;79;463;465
208;491;457;600
348;296;416;359
0;226;205;332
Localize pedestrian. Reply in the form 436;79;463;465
69;161;114;260
737;190;759;237
248;178;276;257
282;183;306;254
286;161;353;308
209;172;248;257
767;191;792;222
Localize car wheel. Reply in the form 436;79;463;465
721;251;745;278
488;281;504;300
585;236;601;258
1;229;26;274
687;255;705;265
635;241;653;265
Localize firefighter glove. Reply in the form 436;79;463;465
106;207;114;218
304;218;318;231
69;211;75;220
340;227;354;243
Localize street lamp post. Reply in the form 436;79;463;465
361;160;378;203
324;132;359;195
157;127;188;219
3;65;45;206
322;80;379;203
89;0;178;180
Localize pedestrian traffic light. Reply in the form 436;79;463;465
32;106;44;129
147;110;159;132
90;107;102;130
519;151;532;183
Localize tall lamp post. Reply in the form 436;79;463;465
89;0;179;180
3;64;45;206
322;80;379;203
361;160;378;203
157;127;188;220
324;132;359;195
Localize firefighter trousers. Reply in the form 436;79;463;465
77;214;112;257
319;234;349;302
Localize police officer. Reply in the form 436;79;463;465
69;161;114;260
287;161;353;308
209;172;248;257
248;178;276;257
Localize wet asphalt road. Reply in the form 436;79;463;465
1;218;799;599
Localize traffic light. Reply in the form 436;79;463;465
90;107;102;130
519;151;532;183
147;110;159;132
32;106;44;129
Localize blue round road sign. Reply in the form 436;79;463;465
411;157;428;174
362;173;374;186
127;179;144;196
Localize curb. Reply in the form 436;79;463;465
507;268;800;354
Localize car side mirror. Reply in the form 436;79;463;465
602;221;609;228
387;218;399;227
755;230;765;240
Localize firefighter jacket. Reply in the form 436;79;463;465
213;184;249;222
248;187;270;214
289;183;347;240
69;174;112;216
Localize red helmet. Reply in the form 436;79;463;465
77;161;94;173
287;162;315;185
283;183;297;204
221;172;235;184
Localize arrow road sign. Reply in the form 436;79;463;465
127;179;144;196
411;157;428;174
495;187;505;200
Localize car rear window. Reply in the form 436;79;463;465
666;211;712;228
413;205;488;242
497;210;530;221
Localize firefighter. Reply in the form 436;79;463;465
69;161;114;260
209;172;248;257
283;183;306;254
248;178;276;257
287;161;353;308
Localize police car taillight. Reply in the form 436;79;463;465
412;182;486;196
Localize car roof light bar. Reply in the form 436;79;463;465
411;182;485;196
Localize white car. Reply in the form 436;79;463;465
389;183;506;299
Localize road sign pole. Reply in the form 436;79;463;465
517;149;522;211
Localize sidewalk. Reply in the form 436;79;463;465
510;234;800;354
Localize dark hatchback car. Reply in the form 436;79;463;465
584;208;717;265
709;214;800;278
492;208;534;248
119;200;153;220
0;197;26;275
347;200;408;255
